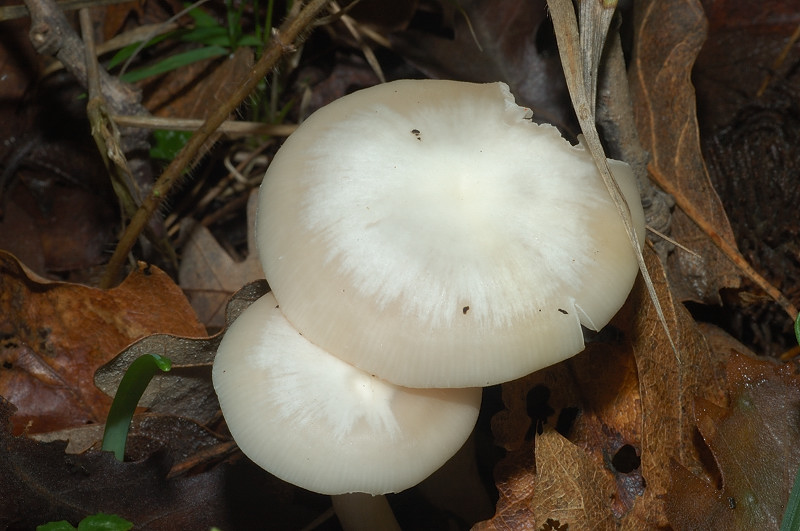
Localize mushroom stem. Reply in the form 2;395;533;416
418;432;494;524
331;493;401;531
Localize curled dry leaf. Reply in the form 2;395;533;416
0;251;206;435
94;280;269;426
665;353;800;529
630;0;740;304
476;248;730;529
94;333;221;426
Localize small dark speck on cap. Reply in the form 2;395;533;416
462;306;470;315
558;308;568;315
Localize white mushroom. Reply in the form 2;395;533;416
212;292;481;497
257;79;645;388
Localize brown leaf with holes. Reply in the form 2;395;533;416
630;0;740;304
476;248;730;529
0;251;206;435
178;191;264;329
531;429;617;530
623;249;729;528
665;353;800;529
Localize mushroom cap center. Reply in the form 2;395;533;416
258;80;645;388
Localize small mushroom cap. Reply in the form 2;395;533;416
258;79;645;388
212;292;482;495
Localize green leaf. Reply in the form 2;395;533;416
77;514;133;531
37;522;76;531
119;45;229;84
150;129;193;161
187;5;221;28
101;354;172;461
180;26;232;46
794;312;800;346
37;514;133;531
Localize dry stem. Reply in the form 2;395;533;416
100;0;332;288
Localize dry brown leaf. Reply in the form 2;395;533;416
697;321;758;361
470;430;619;531
665;353;800;529
178;190;264;329
0;251;206;434
630;0;740;304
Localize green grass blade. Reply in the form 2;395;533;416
795;312;800;346
107;33;173;70
782;314;800;531
101;354;171;461
781;463;800;531
119;45;228;84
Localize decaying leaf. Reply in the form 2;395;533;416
665;353;800;529
178;190;264;329
629;0;741;304
0;251;206;435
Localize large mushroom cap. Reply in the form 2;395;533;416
212;292;482;495
258;79;645;388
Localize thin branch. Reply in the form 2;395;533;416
100;0;332;288
25;0;146;117
756;21;800;98
113;115;297;137
0;0;130;21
